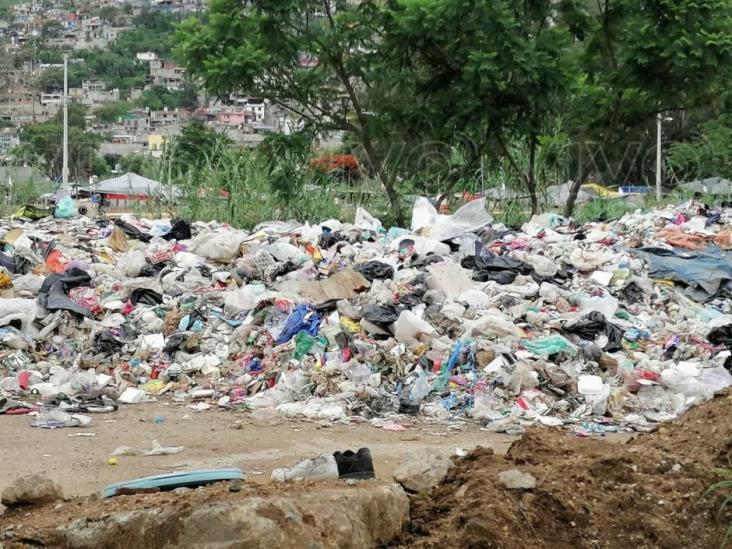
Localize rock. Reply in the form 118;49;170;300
1;474;64;507
50;484;409;549
393;451;452;493
228;480;242;493
498;468;536;490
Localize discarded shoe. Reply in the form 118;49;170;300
334;447;375;480
271;453;339;482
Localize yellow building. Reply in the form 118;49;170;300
148;134;167;158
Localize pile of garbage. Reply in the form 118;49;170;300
1;197;731;435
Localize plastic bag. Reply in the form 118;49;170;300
564;311;625;352
275;304;321;345
111;439;184;457
189;231;245;261
576;293;619;318
429;198;493;242
53;197;77;219
408;368;431;403
361;304;400;329
118;250;146;278
394;310;437;343
354;260;394;282
411;197;438;233
521;335;577;357
506;362;539;395
462;311;525;339
708;325;732;348
354;207;383;232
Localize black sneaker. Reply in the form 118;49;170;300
333;448;376;480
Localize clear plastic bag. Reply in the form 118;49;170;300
54;197;77;219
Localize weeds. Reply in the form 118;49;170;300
705;472;732;547
167;148;342;229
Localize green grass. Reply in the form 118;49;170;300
0;178;55;217
705;472;732;547
161;148;343;229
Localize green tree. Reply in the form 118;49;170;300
165;120;231;173
42;20;64;39
175;0;407;224
668;115;732;181
34;64;87;93
178;81;200;111
95;101;133;124
561;0;732;214
377;0;586;214
97;5;123;25
52;101;88;130
79;49;147;92
136;86;181;110
19;102;103;181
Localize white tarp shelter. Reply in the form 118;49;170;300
92;173;181;207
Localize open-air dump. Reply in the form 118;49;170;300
1;198;731;547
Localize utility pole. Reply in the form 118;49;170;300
62;53;68;186
655;113;662;202
656;113;673;202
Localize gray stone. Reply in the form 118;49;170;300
498;468;536;490
50;483;409;549
1;474;64;507
393;451;452;494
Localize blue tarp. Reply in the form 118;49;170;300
275;304;321;345
636;246;732;301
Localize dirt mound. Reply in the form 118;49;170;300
401;391;732;549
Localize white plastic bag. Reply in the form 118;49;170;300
393;310;437;343
354;207;383;231
189;230;245;260
118;250;146;278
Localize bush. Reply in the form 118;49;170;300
166;148;342;229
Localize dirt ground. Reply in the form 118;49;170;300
0;401;513;502
2;395;729;548
400;391;732;549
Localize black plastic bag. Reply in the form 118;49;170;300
708;325;732;348
130;288;163;306
94;331;124;354
407;254;444;269
318;231;346;249
114;219;152;242
163;219;192;241
462;253;533;284
619;281;645;304
139;260;170;278
461;254;532;275
362;304;399;328
164;333;186;354
355;261;394;282
472;270;518;284
564;311;624;352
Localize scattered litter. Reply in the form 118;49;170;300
0;198;730;438
111;440;184;457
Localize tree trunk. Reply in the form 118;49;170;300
563;179;583;218
361;135;404;226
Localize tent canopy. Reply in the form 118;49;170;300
93;173;181;198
